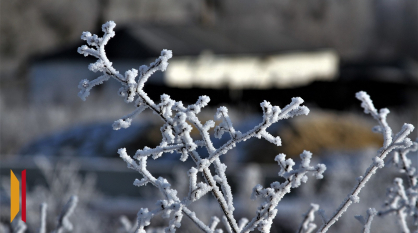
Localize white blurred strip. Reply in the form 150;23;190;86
166;50;338;89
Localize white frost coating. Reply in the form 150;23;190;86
317;91;416;233
188;95;210;114
349;195;360;203
137;49;173;91
137;208;153;231
355;91;393;148
377;177;416;233
209;216;220;230
77;20;173;107
78;75;110;101
134;178;149;187
393;123;415;144
390;138;418;191
355;208;377;233
113;118;132;130
166;205;184;233
135;144;184;159
251;184;263;200
187;167;212;203
297;203;319;233
77;21;330;233
77;23;418;233
214;106;238;139
223;216;233;233
372;157;384;169
260;131;282;146
238;218;249;231
113;105;147;130
243;151;325;233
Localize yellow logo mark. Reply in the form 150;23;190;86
10;170;19;222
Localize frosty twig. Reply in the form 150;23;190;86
77;21;324;233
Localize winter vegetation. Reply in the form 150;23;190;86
70;21;417;233
2;20;416;233
76;21;329;233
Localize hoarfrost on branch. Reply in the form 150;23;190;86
77;21;325;233
76;21;417;233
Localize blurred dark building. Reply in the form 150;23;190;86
29;21;417;111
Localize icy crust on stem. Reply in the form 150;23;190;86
207;98;309;164
243;151;326;233
390;138;418;188
77;20;172;103
381;138;418;233
118;148;217;233
377;178;417;233
79;21;319;233
317;91;416;233
355;208;377;233
297;204;320;233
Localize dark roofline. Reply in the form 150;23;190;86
33;22;321;63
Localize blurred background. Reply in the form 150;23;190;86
1;0;417;232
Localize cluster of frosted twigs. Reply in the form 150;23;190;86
77;21;327;233
77;21;416;233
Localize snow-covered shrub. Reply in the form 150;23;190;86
75;21;416;233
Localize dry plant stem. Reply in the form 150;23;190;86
129;87;238;232
182;208;213;232
317;145;395;233
317;92;415;233
297;204;319;233
187;114;238;231
189;152;240;232
396;208;410;233
78;22;321;232
241;181;293;233
122;154;213;233
139;87;239;232
399;150;417;187
208;104;295;164
101;59;239;232
355;208;377;233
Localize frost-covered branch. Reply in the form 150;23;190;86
355;208;377;233
317;91;415;233
119;149;215;233
242;151;326;233
390;139;418;188
377;178;417;233
78;21;320;233
382;137;418;233
208;98;308;164
298;204;320;233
